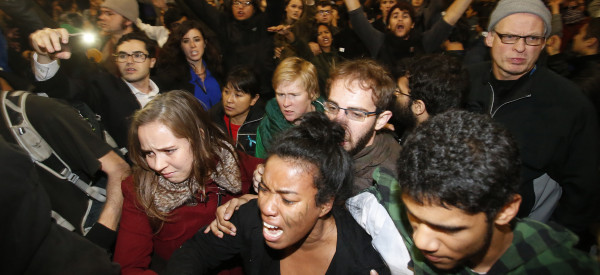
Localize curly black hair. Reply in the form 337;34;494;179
393;54;467;116
397;110;521;221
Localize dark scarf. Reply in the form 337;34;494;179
352;132;401;195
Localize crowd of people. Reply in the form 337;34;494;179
0;0;599;274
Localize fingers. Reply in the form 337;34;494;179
267;25;291;34
216;219;237;236
309;42;322;55
215;200;238;236
30;28;69;56
206;219;224;238
369;269;379;275
223;199;240;220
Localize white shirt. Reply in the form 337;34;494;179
346;192;413;275
125;79;159;108
33;52;159;107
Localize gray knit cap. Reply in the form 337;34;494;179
101;0;139;23
487;0;552;38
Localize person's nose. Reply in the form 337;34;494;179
260;193;279;217
282;95;291;107
225;93;234;103
149;154;168;173
512;38;527;53
412;224;441;254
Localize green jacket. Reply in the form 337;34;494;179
254;97;324;158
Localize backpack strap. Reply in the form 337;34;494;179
1;91;106;202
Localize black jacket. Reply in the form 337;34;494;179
180;0;283;96
467;62;600;234
547;53;600;123
34;62;149;150
0;136;119;275
164;200;390;275
209;102;265;156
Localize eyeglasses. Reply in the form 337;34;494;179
323;101;379;122
317;10;332;14
114;51;149;63
394;88;411;98
233;1;252;6
493;31;545;46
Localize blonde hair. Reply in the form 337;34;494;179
272;57;319;100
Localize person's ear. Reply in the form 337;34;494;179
250;94;260;106
411;99;426;116
494;194;521;226
318;198;334;218
485;31;494;47
374;110;392;131
149;57;156;68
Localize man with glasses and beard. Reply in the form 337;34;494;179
389;54;467;140
207;59;411;273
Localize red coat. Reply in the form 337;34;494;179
114;152;261;275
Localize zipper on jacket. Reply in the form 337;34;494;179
488;82;532;118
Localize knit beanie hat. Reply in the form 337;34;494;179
101;0;139;23
487;0;552;38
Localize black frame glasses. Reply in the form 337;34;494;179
323;101;379;122
113;51;150;63
493;31;546;46
394;88;411;98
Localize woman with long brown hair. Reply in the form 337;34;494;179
155;20;223;109
114;90;258;274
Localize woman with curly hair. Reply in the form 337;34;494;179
155;20;223;109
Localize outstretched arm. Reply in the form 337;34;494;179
344;0;385;57
441;0;472;26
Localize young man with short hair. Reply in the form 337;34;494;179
397;110;599;274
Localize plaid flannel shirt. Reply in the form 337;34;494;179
366;171;600;275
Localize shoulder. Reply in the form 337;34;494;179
231;199;263;233
503;219;600;273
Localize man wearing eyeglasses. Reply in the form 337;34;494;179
208;59;411;273
466;0;599;249
30;29;160;153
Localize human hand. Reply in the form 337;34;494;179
203;194;257;237
268;25;294;42
309;42;322;55
252;163;264;193
29;28;72;61
274;46;284;59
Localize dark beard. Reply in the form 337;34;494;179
463;220;494;270
391;99;417;137
348;120;376;156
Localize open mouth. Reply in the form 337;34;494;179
263;221;283;241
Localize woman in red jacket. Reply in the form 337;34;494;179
114;90;258;274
